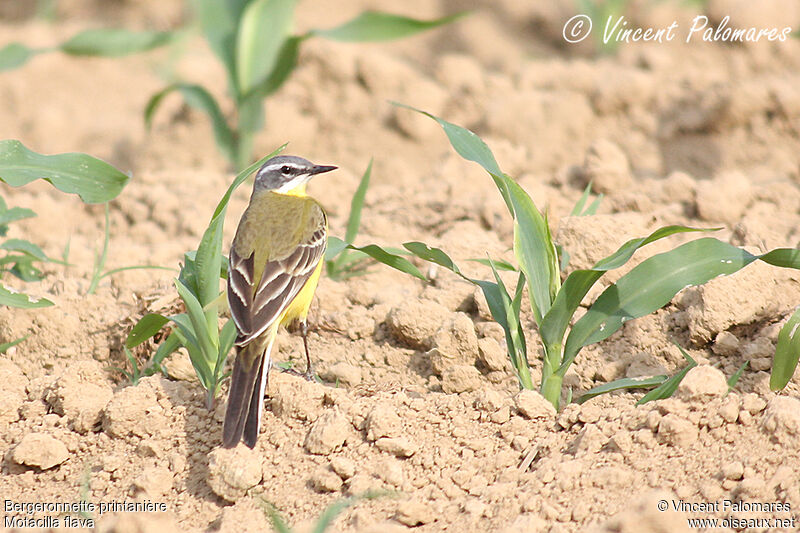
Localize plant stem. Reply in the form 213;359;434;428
233;131;254;172
540;341;563;409
516;357;534;390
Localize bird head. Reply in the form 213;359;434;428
253;155;337;195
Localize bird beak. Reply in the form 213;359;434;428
311;165;337;175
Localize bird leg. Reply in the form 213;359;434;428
300;319;315;381
280;319;316;382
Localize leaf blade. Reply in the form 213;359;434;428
312;11;465;42
236;0;296;96
60;28;172;56
0;140;129;203
770;306;800;391
561;238;757;374
0;43;36;72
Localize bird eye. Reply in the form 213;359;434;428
281;165;292;174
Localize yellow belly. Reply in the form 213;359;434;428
279;259;323;326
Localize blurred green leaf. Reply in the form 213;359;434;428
0;334;28;353
577;375;667;404
770;306;800;390
247;35;304;99
570;182;603;216
193;0;249;93
236;0;296;96
0;283;52;308
126;313;170;348
0;43;36;71
0;140;129;203
0;239;47;261
727;361;748;393
0;204;36;231
60;28;172;56
145;84;235;164
637;346;696;404
313;11;465;42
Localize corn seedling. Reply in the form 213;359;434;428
350;106;800;409
770;307;800;391
86;203;173;295
0;28;172;72
146;2;463;170
0;140;130;307
125;148;284;408
262;491;386;533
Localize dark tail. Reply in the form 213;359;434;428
222;332;274;448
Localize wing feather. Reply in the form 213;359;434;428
228;208;327;346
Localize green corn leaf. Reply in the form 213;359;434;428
489;262;528;380
60;28;172;56
0;239;47;261
192;3;239;75
312;11;465;42
392;103;511;212
577;375;667;404
174;279;216;359
403;241;462;275
145;84;235;164
770;306;800;390
193;0;249;94
193;149;283;312
309;496;361;533
151;331;180;369
126;313;170;348
217;319;237;375
0;335;28;353
503;175;558;325
727;361;748;393
561;238;758;375
327;159;372;274
570;182;594;216
637;346;697;404
0;205;36;229
540;225;708;352
345;243;426;280
0;283;53;308
570;182;603;216
236;0;296;96
758;247;800;269
345;159;372;244
169;312;211;382
584;194;604;216
325;236;349;260
0;140;129;203
0;43;36;72
467;257;517;271
245;35;305;99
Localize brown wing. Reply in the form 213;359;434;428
228;223;326;346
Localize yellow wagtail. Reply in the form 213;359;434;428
223;155;336;448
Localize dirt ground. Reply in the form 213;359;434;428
2;0;800;531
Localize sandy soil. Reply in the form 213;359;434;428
2;0;800;531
